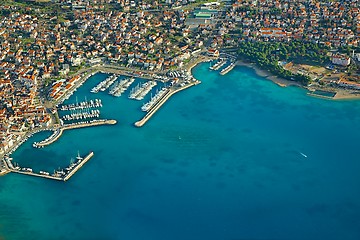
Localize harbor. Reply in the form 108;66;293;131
5;151;94;182
0;59;207;179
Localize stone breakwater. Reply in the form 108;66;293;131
34;119;117;148
134;81;200;127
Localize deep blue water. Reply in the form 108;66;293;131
1;63;360;240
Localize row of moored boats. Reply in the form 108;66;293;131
60;98;102;111
210;58;236;75
91;74;118;93
141;87;169;112
62;109;100;121
108;77;135;97
128;81;157;100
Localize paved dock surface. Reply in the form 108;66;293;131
34;120;116;147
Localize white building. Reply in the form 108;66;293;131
332;54;351;66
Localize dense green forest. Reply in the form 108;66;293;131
237;41;330;85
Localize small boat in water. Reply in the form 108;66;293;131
299;152;308;158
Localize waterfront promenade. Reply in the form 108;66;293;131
135;81;201;127
34;120;117;148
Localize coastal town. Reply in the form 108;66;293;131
0;0;360;177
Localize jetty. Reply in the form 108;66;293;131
33;119;117;148
141;87;170;112
63;152;94;181
134;81;200;127
7;152;94;182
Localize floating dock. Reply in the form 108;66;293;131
8;152;94;182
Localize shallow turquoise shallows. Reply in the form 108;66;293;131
1;63;360;240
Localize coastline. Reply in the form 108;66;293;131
328;89;360;100
236;59;360;100
235;60;302;88
3;55;359;175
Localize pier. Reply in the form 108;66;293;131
210;58;226;70
10;169;63;181
134;81;200;127
8;152;94;182
220;62;236;75
33;119;117;148
63;152;94;181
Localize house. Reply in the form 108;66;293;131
332;54;351;66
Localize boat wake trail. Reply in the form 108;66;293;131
299;152;308;158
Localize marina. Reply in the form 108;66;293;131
5;152;94;182
129;81;157;100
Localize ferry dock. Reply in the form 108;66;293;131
5;152;94;182
33;119;117;148
134;80;200;127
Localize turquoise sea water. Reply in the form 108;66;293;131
1;63;360;240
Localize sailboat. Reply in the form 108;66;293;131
76;151;83;161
